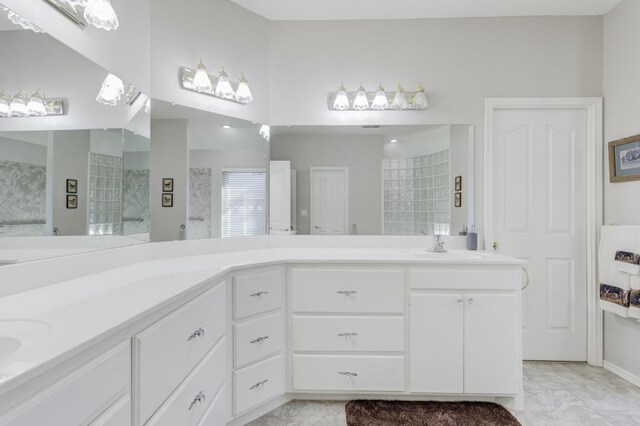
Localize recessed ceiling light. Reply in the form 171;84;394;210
221;124;232;129
390;139;398;143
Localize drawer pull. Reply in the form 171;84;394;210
250;335;270;344
337;371;358;378
187;327;205;341
337;290;358;296
467;297;475;304
457;298;464;305
250;291;270;297
337;332;358;338
188;391;206;410
249;379;269;390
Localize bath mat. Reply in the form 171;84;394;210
345;400;520;426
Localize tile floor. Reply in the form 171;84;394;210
248;362;640;426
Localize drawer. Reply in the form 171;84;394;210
147;338;226;426
197;384;228;426
235;312;284;368
234;354;285;415
135;282;226;425
89;394;131;426
293;354;404;392
291;268;404;313
1;341;130;426
234;268;284;320
409;268;520;290
292;316;404;352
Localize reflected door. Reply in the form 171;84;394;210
310;167;348;235
490;107;587;361
269;161;291;233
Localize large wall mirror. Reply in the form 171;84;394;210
270;125;474;236
0;4;150;262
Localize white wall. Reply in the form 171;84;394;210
271;134;384;235
2;0;150;93
602;0;640;379
150;0;270;123
0;136;47;165
269;16;603;242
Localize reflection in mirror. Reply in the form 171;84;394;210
151;101;269;240
123;129;150;241
270;125;474;236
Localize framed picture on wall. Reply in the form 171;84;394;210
162;178;174;192
455;176;462;192
66;179;78;194
162;193;174;207
455;192;462;207
66;194;78;209
609;134;640;183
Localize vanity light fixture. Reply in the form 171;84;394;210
45;0;119;31
95;73;140;107
5;9;45;33
259;124;270;142
144;97;151;113
328;82;429;111
0;89;64;117
180;61;254;105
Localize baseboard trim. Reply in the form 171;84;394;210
603;360;640;388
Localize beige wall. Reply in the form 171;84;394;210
602;0;640;379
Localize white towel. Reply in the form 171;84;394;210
599;226;630;317
630;290;640;319
614;227;640;275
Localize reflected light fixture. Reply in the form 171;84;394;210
9;90;28;117
371;83;389;110
352;83;369;111
390;139;398;144
413;83;429;110
96;73;125;106
214;67;234;100
259;124;270;142
144;97;151;113
235;73;253;104
83;0;119;31
192;59;212;92
27;89;47;116
332;83;350;111
7;10;45;33
221;124;232;129
392;83;408;110
0;91;11;117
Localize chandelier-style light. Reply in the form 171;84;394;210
259;124;270;142
328;82;429;111
47;0;119;31
179;61;254;105
96;73;124;106
0;89;64;117
6;9;45;33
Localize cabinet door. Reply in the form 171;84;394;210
464;293;518;394
409;293;464;393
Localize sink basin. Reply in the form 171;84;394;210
407;249;489;261
0;320;52;366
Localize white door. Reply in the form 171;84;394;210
269;161;291;233
488;105;588;361
410;293;463;393
310;168;348;235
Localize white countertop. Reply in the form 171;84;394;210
0;245;524;395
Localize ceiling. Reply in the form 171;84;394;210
230;0;623;21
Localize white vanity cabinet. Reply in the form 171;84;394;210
232;267;286;417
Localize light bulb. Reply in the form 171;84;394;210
7;11;44;33
259;124;270;142
352;83;369;111
332;83;350;110
371;83;388;110
144;97;151;113
393;83;408;110
413;83;429;110
27;89;47;116
96;73;125;106
9;90;28;117
0;91;11;117
192;59;212;92
84;0;119;31
214;67;235;99
235;73;253;104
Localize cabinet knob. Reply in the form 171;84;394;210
250;291;269;297
250;336;270;344
467;297;475;304
457;298;464;305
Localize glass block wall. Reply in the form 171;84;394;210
383;149;450;235
88;152;123;235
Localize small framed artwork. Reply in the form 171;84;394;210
454;192;462;207
162;193;174;207
66;178;78;194
455;176;462;192
66;194;78;209
162;178;174;192
609;134;640;183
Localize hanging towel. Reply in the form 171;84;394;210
614;227;640;275
620;226;640;319
599;226;630;317
630;290;640;319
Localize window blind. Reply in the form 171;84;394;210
221;170;266;238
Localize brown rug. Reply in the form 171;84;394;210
345;400;521;426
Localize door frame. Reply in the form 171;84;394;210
484;97;603;366
309;167;349;235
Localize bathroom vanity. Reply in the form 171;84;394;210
0;238;524;425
